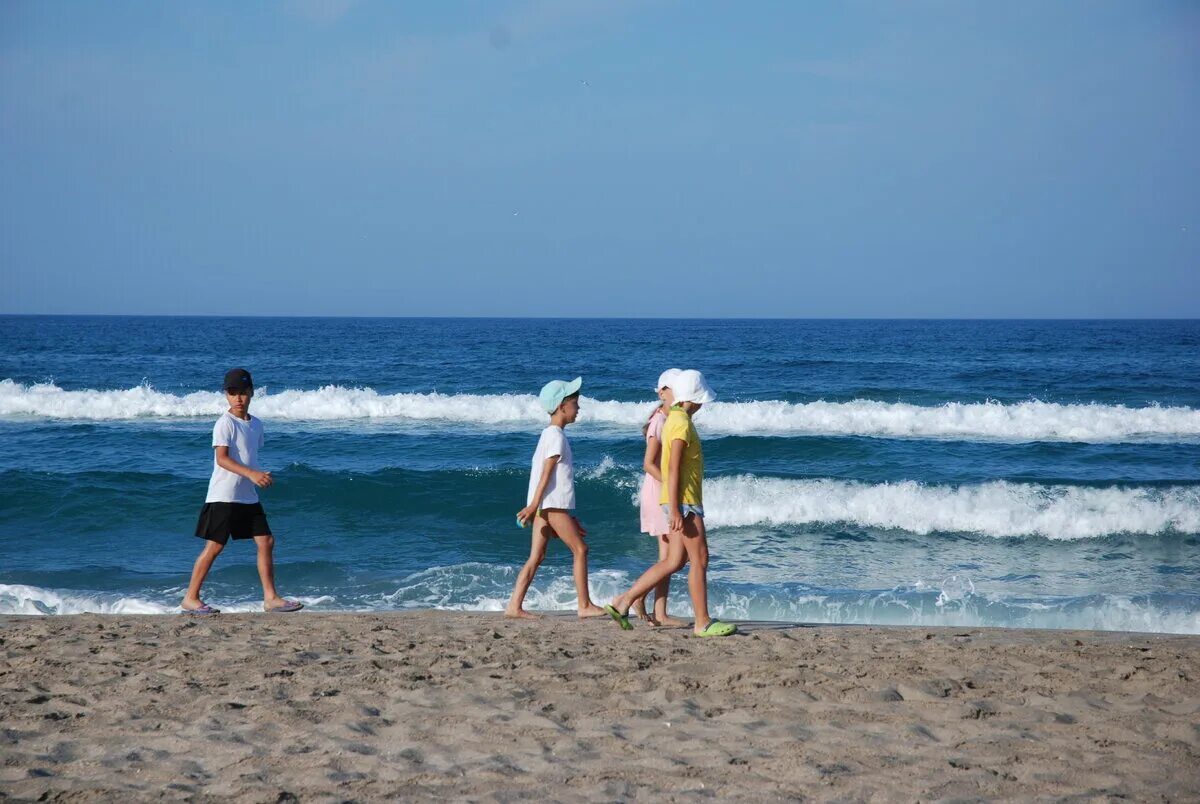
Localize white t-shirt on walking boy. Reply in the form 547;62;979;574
205;412;265;504
527;425;575;510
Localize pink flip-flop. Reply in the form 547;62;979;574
265;600;304;613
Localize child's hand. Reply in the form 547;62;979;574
250;470;273;488
668;508;684;533
516;504;537;527
573;517;588;537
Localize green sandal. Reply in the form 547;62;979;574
604;604;633;631
695;620;737;637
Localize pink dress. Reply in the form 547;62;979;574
639;409;669;536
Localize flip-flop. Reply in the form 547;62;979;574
265;600;304;613
182;604;220;616
695;620;737;637
603;604;633;631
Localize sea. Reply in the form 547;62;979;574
1;317;1198;634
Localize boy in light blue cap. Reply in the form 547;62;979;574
506;377;606;620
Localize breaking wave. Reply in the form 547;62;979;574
5;571;1197;635
3;380;1198;443
703;476;1200;539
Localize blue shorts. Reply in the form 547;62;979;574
662;504;704;519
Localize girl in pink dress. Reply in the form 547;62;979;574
631;369;689;626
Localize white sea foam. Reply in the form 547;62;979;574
0;584;334;615
3;379;1198;443
398;566;1200;634
0;380;542;424
593;397;1200;443
702;476;1200;539
0;584;174;615
5;575;1196;634
708;586;1200;635
382;564;631;613
580;455;615;479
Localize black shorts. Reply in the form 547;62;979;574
194;502;272;544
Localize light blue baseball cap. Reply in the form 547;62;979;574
539;377;582;414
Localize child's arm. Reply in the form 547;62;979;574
517;455;559;525
215;446;273;488
666;438;685;532
642;434;663;483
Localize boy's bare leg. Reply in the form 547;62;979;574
544;510;606;618
505;517;550;619
611;533;687;616
651;536;689;627
679;515;713;634
254;535;290;609
182;539;224;609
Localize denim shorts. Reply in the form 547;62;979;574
662;504;705;519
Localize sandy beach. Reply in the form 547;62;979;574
1;612;1197;802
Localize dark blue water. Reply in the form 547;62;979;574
1;317;1198;632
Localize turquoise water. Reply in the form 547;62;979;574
1;317;1198;633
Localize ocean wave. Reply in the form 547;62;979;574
703;476;1200;539
6;572;1196;634
0;584;174;615
0;583;334;615
3;380;1199;443
2;462;1195;541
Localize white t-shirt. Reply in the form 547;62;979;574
205;412;265;504
526;425;575;510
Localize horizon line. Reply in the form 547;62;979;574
2;314;1198;322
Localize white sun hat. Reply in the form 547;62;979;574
671;369;716;404
655;368;682;391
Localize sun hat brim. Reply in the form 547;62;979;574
672;370;716;405
655;368;682;391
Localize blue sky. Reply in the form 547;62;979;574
1;1;1197;317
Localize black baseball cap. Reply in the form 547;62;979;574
223;368;253;392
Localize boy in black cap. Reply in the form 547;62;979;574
181;368;303;615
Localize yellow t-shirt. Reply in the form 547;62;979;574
659;406;704;506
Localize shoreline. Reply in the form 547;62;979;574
8;607;1200;637
3;612;1198;800
8;606;1196;638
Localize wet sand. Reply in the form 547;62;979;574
2;612;1198;801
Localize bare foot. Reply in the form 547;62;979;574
632;603;653;622
655;615;690;628
505;608;541;620
577;604;608;619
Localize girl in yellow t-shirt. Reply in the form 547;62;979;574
630;369;689;627
605;370;737;637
